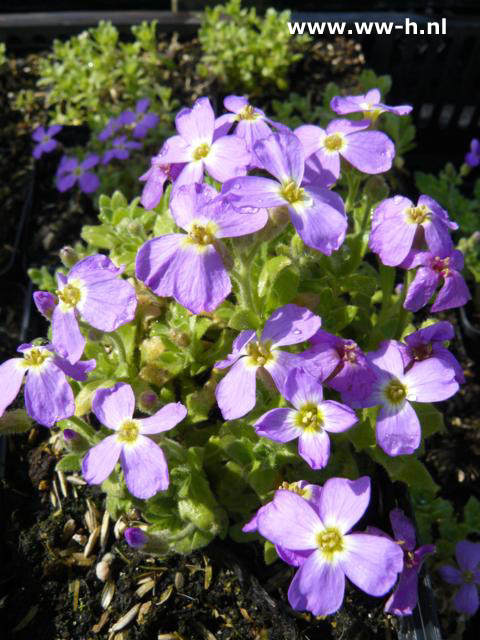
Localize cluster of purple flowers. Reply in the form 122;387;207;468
33;98;160;195
7;88;472;621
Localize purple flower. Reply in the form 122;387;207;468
56;154;100;194
254;368;357;470
243;480;322;567
32;125;62;159
136;183;267;314
39;254;137;364
222;132;347;255
157;97;250;188
125;527;148;549
33;291;57;320
356;341;458;456
439;540;480;616
139;152;185;209
102;135;142;164
215;304;321;420
97;116;122;142
215;95;287;158
399;322;465;384
300;329;376;401
370;195;457;267
402;249;471;313
465;139;480;168
82;383;187;499
256;476;404;616
294;119;395;181
121;99;159;139
384;509;435;616
0;342;95;427
330;89;412;119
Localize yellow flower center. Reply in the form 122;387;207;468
384;378;407;405
117;419;140;444
342;342;358;363
296;403;324;434
56;283;82;309
193;143;210;161
245;341;274;367
280;180;306;205
317;527;345;562
23;348;51;368
405;204;430;225
463;570;475;584
323;133;345;153
278;481;309;498
187;223;216;246
237;105;258;121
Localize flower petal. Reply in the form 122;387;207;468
121;435;169;499
298;430;331;469
24;363;75;427
321;400;358;433
288;551;345;615
431;270;471;312
205;136;250;182
254;408;301;442
318;476;371;533
454;583;479;616
172;244;231;314
80;276;137;333
222;176;285;208
176;97;214;146
438;565;463;585
135;234;185;297
341;131;395;174
0;358;26;416
456;540;480;572
288;186;347;255
93;382;134;430
367;340;405;378
261;304;321;348
216;357;258;420
384;567;420;616
82;435;122;484
138;402;187;434
52;307;85;364
257;490;321;550
404;358;458;402
389;508;416;550
376;402;421;456
253;132;304;184
404;267;440;312
283;367;323;410
341;532;404;596
214;330;256;369
169;183;219;230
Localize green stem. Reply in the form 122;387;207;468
396;270;414;339
106;331;128;365
345;171;361;215
230;240;262;318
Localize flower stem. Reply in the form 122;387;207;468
106;331;128;365
66;415;96;441
396;270;414;339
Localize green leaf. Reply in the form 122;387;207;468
56;453;83;472
323;305;358;331
412;402;445;438
228;308;259;330
267;265;300;309
372;450;439;497
258;256;291;297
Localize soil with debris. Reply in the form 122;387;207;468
1;429;399;640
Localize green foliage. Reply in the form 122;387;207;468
197;0;310;95
18;21;177;130
0;43;6;68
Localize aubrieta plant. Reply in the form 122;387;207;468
3;89;477;620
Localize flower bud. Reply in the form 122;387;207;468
125;527;148;549
33;291;57;320
59;246;78;268
140;336;165;364
138;390;159;413
124;527;169;555
139;365;170;387
63;428;89;452
169;330;190;348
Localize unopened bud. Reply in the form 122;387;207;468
138;390;159;413
63;428;89;452
139;365;170;387
33;291;57;320
140;336;165;364
169;330;190;347
59;246;78;268
124;527;148;550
